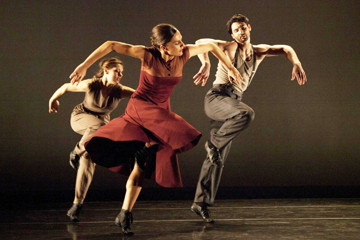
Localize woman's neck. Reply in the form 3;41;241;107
160;50;175;62
102;77;109;86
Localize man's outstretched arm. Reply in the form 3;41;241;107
255;44;307;85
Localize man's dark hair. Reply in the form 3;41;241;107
226;14;250;35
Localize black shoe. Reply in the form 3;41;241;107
191;203;214;223
205;141;223;166
67;203;83;222
69;149;80;170
115;209;134;236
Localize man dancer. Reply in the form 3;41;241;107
191;13;307;223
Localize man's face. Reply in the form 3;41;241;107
231;22;251;45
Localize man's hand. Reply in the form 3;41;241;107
291;63;307;85
193;62;211;86
69;63;87;85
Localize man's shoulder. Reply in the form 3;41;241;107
253;44;271;61
222;41;237;48
253;44;271;52
222;41;238;52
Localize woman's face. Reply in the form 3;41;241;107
163;31;184;57
106;64;124;83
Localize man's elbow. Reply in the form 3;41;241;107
195;39;203;45
195;38;211;45
283;45;294;53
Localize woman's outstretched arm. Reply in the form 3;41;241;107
187;42;243;85
70;41;145;85
120;85;136;99
48;80;91;113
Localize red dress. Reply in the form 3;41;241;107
85;46;201;187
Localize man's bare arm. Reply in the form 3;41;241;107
254;44;307;85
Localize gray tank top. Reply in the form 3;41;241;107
214;44;258;93
72;79;122;123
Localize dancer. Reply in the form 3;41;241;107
49;57;135;222
69;23;242;235
191;13;307;222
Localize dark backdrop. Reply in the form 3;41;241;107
1;0;359;201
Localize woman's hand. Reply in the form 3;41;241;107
49;99;60;113
69;63;87;85
193;62;211;86
228;66;243;85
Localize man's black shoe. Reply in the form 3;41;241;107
191;203;214;223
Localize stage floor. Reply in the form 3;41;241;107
1;198;360;239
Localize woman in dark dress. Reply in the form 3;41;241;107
70;23;242;235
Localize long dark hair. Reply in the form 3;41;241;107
150;23;178;50
93;57;123;79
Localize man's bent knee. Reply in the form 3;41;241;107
212;158;224;168
248;108;255;122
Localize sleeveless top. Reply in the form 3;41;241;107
72;79;122;123
214;44;259;93
131;46;189;106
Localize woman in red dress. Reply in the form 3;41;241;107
70;23;242;235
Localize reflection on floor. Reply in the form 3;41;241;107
1;198;360;239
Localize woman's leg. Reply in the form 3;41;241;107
67;114;103;221
121;142;158;211
121;163;145;211
115;162;145;235
70;113;105;156
73;153;96;204
70;113;104;169
67;153;96;222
